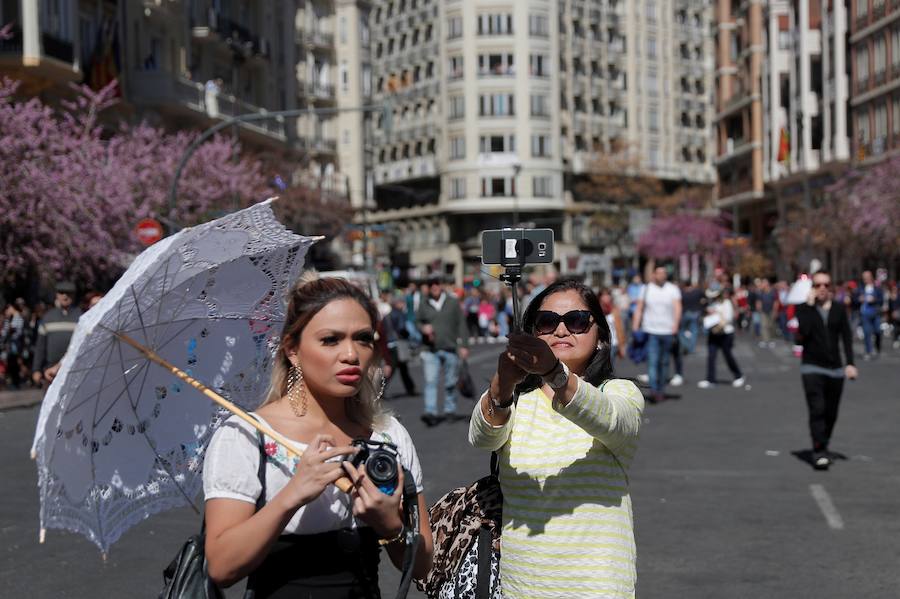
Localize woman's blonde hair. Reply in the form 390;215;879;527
261;272;390;430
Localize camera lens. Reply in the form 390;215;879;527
367;452;398;485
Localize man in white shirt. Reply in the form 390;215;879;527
633;267;682;403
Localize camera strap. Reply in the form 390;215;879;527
394;466;421;599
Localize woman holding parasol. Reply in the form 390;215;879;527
203;276;434;597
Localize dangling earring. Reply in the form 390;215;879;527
373;369;387;403
286;364;307;417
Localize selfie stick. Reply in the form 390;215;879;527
499;266;523;334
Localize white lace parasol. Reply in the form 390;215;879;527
32;200;317;554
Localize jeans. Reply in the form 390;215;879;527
405;320;422;347
680;311;701;354
706;333;742;382
421;349;460;416
802;373;844;452
498;311;510;338
860;311;882;354
646;334;675;393
760;312;775;343
670;336;683;377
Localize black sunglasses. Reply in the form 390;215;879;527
533;310;595;335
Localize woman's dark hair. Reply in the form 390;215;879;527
516;278;614;394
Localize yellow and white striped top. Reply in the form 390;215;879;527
469;377;644;599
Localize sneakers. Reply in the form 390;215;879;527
648;392;666;404
669;374;684;387
637;373;650;384
813;454;831;470
732;377;746;388
697;380;713;389
420;413;444;427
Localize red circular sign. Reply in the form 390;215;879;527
134;218;164;246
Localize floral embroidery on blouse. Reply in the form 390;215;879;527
264;437;300;473
263;432;394;475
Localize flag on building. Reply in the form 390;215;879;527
777;127;790;162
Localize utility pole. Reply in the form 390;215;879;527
512;163;522;227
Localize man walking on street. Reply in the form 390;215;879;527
796;271;857;470
32;281;82;387
756;278;779;348
633;266;682;404
417;276;469;426
679;279;705;355
857;270;884;360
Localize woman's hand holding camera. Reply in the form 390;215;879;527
342;460;405;539
282;434;358;509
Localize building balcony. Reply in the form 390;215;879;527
298;137;338;155
717;177;755;204
127;70;286;145
191;9;270;61
305;29;335;51
478;67;516;78
310;81;336;102
0;24;80;85
716;138;756;164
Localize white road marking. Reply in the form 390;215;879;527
810;484;844;530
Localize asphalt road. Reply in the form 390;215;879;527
2;336;898;598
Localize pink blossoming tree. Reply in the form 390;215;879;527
636;213;731;260
826;156;900;258
0;78;269;290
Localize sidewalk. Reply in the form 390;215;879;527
0;388;43;411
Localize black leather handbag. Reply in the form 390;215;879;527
159;426;267;599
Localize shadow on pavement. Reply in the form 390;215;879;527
791;449;849;469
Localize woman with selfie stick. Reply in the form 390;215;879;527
469;279;644;598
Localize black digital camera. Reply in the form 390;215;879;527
350;438;400;495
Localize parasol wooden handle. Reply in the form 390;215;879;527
112;330;354;494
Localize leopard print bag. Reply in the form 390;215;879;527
416;456;503;599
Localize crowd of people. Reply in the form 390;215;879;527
368;267;899;412
0;282;102;391
3;268;897;405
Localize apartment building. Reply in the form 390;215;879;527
1;0;351;185
563;0;716;257
716;0;852;257
363;0;717;284
762;0;851;269
849;0;900;161
715;0;769;242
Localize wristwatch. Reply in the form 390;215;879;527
542;360;570;390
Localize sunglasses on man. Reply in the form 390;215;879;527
533;310;595;335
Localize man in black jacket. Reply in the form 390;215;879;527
795;271;858;470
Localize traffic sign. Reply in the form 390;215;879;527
134;218;164;246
